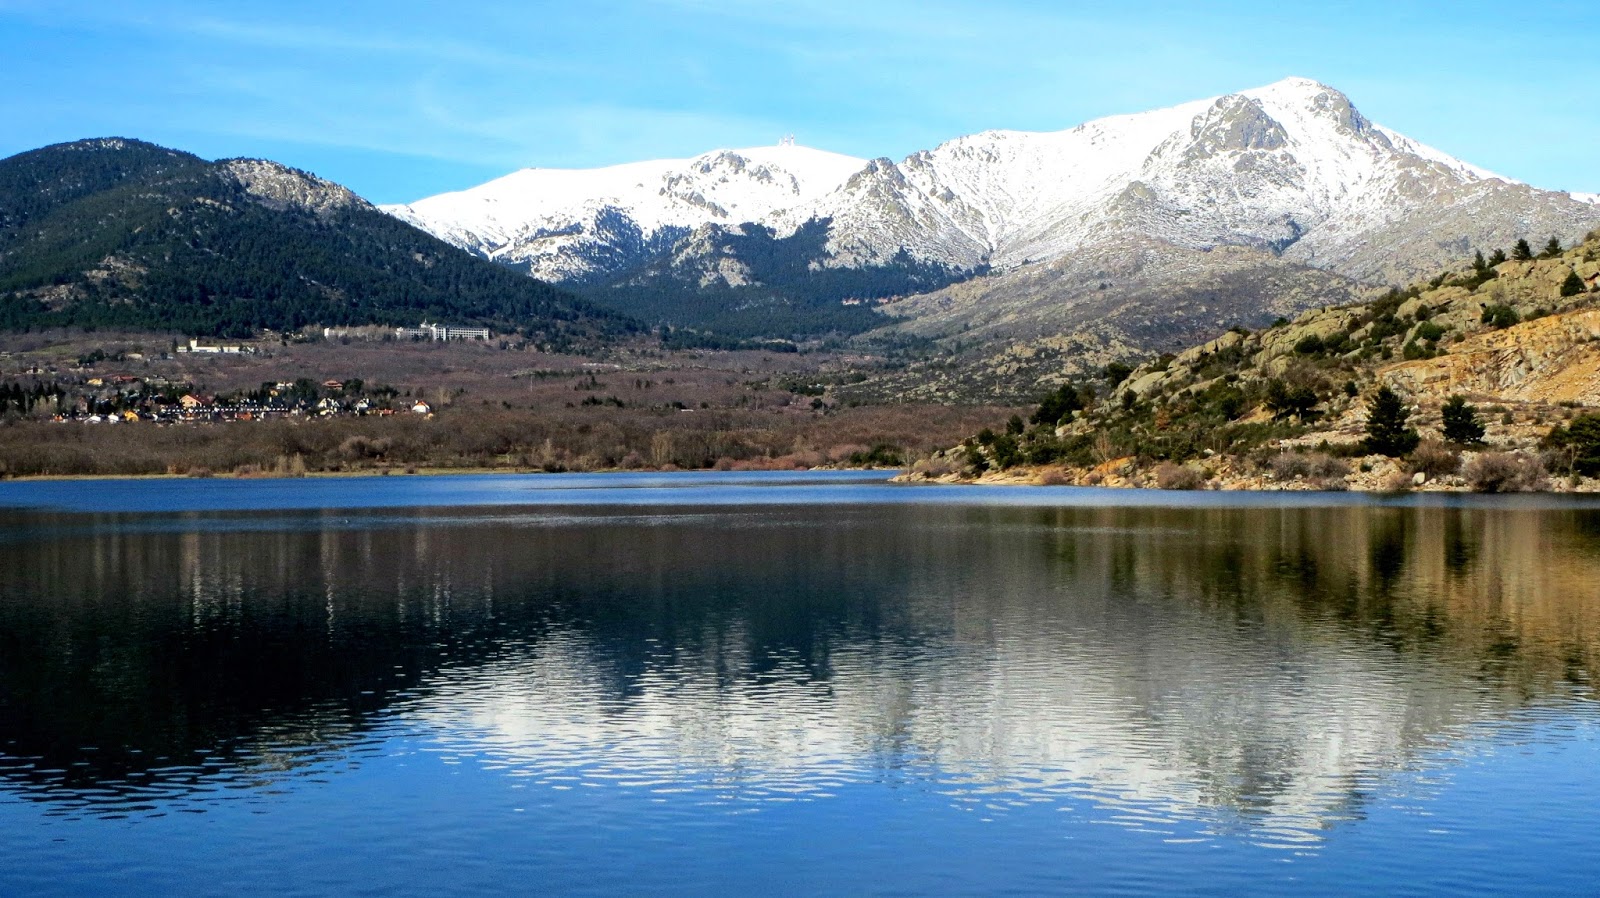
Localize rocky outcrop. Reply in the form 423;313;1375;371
1385;309;1600;403
221;159;367;218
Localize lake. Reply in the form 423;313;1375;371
1;472;1598;896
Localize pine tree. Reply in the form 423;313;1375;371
1364;386;1421;456
1560;269;1585;297
1546;413;1600;476
1541;236;1564;259
1512;239;1534;261
1441;395;1485;445
1488;248;1508;266
1472;250;1488;272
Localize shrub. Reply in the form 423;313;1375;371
337;435;393;460
848;444;904;467
1268;451;1349;482
1294;334;1326;355
1265;379;1321;422
1380;470;1414;493
1414;321;1447;343
990;433;1022;469
1463;452;1548;493
1036;466;1072;486
911;455;959;478
1481;304;1520;329
1402;340;1433;360
1154;462;1206;490
1407;440;1461;478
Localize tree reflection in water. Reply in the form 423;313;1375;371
1;501;1596;841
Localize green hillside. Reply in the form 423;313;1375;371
0;138;637;343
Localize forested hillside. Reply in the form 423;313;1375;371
0;139;636;342
581;219;974;340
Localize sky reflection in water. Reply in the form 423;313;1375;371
1;474;1598;895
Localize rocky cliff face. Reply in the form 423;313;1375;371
222;159;368;218
1383;256;1600;404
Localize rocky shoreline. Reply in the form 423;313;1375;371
894;450;1600;494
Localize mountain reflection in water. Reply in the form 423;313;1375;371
1;501;1596;846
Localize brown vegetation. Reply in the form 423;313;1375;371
1406;440;1462;478
1154;462;1206;490
0;401;1010;479
1462;452;1548;493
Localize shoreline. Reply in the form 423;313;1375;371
0;464;905;485
892;453;1600;494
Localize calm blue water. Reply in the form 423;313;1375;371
1;472;1598;895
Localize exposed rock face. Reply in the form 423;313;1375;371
221;159;367;217
1385;309;1600;403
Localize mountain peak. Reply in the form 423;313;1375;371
386;80;1600;289
1251;75;1337;95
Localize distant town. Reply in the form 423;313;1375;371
0;374;429;425
0;323;498;424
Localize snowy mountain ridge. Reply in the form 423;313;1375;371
773;77;1584;283
386;77;1600;292
382;144;864;282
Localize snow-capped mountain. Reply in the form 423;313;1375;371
381;145;866;282
390;78;1598;294
773;77;1597;284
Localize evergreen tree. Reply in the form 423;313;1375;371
1560;269;1585;297
1265;379;1321;422
1472;250;1488;272
1540;236;1564;259
1030;383;1083;427
1102;361;1134;388
1363;386;1421;456
1512;239;1534;261
1488;248;1508;266
1545;413;1600;476
1440;395;1485;445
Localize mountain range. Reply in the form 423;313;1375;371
0;139;629;341
385;77;1600;373
3;78;1596;392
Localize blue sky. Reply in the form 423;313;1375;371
1;0;1596;204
